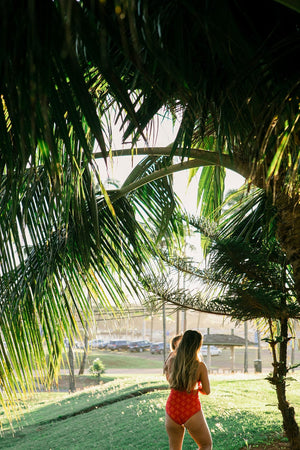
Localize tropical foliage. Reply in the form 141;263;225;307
0;158;184;414
0;0;299;419
199;191;300;449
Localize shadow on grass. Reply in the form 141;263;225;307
40;385;168;424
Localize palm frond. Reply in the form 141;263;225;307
0;164;159;413
121;156;187;248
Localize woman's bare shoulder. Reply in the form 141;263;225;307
198;360;208;368
197;360;208;374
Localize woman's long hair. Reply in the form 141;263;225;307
169;330;203;392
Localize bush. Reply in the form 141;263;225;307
89;358;105;383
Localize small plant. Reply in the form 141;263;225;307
243;439;249;449
89;358;105;383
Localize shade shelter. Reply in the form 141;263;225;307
203;332;256;373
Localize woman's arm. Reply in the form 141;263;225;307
198;362;211;395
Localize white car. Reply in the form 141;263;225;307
201;345;222;356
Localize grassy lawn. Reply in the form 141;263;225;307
90;351;164;369
1;373;299;449
65;349;164;371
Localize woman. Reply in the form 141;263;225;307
164;330;212;450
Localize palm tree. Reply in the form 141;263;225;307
1;1;299;298
1;1;299;281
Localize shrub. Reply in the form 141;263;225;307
89;358;105;383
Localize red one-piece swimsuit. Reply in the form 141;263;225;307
166;382;201;425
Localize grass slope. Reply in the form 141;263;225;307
1;374;299;449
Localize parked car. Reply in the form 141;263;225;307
128;340;151;352
201;345;222;356
150;342;168;354
64;338;85;349
89;339;106;349
139;340;151;351
107;340;129;351
74;340;84;349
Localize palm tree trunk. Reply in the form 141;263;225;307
244;321;248;373
275;195;300;304
68;341;76;393
78;323;89;375
269;318;300;449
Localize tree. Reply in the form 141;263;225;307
149;190;300;449
143;192;300;450
91;0;300;300
1;1;299;293
68;337;76;393
89;358;105;384
202;232;300;448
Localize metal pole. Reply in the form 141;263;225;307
143;308;146;340
257;328;261;360
181;309;186;333
176;309;180;334
163;303;167;362
244;321;248;373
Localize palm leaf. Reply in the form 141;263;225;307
121;155;187;248
0;165;159;413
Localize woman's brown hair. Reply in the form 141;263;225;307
169;330;203;392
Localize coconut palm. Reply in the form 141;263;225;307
1;1;299;297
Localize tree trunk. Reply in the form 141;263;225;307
78;324;89;375
68;341;76;393
244;321;248;373
275;194;300;304
270;318;300;449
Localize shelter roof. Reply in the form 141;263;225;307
203;333;256;347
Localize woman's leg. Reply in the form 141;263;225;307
165;413;185;450
185;409;212;450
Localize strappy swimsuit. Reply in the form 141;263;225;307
166;382;201;425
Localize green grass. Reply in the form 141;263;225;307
1;374;299;449
66;350;164;370
91;351;164;369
